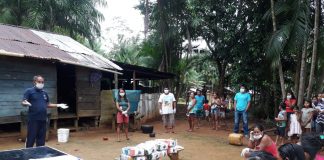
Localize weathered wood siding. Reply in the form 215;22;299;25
76;67;101;117
0;56;57;124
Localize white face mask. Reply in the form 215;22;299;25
240;88;245;93
322;98;324;102
287;95;292;99
253;134;262;140
119;93;125;97
35;83;44;89
164;90;169;94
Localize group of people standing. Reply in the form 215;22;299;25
274;92;324;145
186;89;230;132
242;91;324;160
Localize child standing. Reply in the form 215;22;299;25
187;92;196;132
203;100;211;124
275;103;287;145
288;106;302;143
301;99;314;133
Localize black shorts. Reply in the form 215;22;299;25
277;126;286;137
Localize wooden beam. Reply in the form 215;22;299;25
133;71;136;90
114;73;118;89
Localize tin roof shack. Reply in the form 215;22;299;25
0;24;122;131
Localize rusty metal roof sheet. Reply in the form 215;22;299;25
31;30;123;71
0;25;76;62
0;24;122;74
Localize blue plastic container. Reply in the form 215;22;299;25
112;89;142;114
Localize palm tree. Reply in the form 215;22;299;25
265;0;311;101
0;0;105;48
306;0;320;99
270;0;286;100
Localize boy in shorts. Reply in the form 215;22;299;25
275;103;287;145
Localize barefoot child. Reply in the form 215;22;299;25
275;103;287;145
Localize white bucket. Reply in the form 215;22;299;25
57;128;70;143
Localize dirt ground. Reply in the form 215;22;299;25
0;118;246;160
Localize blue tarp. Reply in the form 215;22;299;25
112;89;142;114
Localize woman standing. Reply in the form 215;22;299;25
115;88;130;142
211;93;222;130
284;91;297;138
187;92;196;132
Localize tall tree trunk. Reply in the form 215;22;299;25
17;0;22;25
294;52;302;96
157;0;169;72
216;61;226;96
271;0;286;100
307;0;320;99
186;24;192;60
144;0;149;39
297;40;308;107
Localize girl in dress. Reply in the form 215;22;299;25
288;106;302;143
301;99;315;133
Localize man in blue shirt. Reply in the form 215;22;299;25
195;89;205;128
22;75;68;148
233;85;251;137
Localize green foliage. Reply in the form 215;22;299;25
0;0;105;48
110;35;154;68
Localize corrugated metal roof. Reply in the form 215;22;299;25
0;24;122;74
0;25;76;62
31;30;123;71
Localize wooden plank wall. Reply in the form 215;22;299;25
100;90;115;127
76;67;101;117
0;56;57;124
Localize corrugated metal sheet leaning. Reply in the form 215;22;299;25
0;24;122;74
31;30;122;74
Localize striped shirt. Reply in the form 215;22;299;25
316;102;324;124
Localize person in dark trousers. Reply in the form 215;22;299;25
22;75;68;148
233;84;251;138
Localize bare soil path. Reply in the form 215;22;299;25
0;119;245;160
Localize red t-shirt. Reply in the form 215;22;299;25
203;103;210;110
285;99;296;113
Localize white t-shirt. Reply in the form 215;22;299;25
158;93;176;114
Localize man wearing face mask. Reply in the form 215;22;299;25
158;88;176;133
22;75;68;148
233;84;251;138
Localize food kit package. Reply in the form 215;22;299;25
121;147;145;157
133;156;146;160
136;142;156;155
155;141;168;151
167;147;177;154
149;151;161;160
159;150;167;157
120;154;133;160
156;139;177;147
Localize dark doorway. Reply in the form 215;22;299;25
57;64;76;116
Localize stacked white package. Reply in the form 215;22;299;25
120;154;132;160
136;142;156;155
155;141;168;151
167;147;177;154
118;139;183;160
149;151;161;160
159;150;167;157
121;147;145;157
